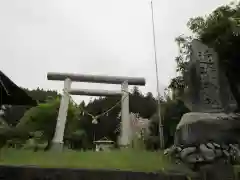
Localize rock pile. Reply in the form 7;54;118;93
165;142;240;168
165;112;240;169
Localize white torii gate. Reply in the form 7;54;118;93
47;72;146;151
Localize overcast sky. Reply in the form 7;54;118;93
0;0;231;103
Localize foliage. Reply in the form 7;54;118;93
1;84;184;151
65;129;89;150
146;99;189;149
168;76;185;91
23;87;60;103
188;2;240;67
170;1;240;90
78;86;157;147
16;98;81;149
0;85;160;150
130;87;157;119
0;117;28;148
1;88;60;127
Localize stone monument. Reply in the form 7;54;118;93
167;40;240;170
184;39;237;113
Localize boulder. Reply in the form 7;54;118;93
166;112;240;168
174;112;240;146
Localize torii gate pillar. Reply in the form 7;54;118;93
120;81;130;147
51;78;72;151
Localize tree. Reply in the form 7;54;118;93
79;95;122;145
16;98;81;150
146;98;189;149
170;2;240;109
24;88;60;103
1;88;60;127
2;85;158;150
129;86;157;118
77;87;157;147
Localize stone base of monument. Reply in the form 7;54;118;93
166;112;240;170
175;112;240;146
50;142;64;152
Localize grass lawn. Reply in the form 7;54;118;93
0;148;174;172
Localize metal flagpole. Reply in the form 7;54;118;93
150;0;164;149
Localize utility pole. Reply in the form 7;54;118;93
150;0;164;149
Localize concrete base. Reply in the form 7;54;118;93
50;142;64;152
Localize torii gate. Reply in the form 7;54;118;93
47;72;146;151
